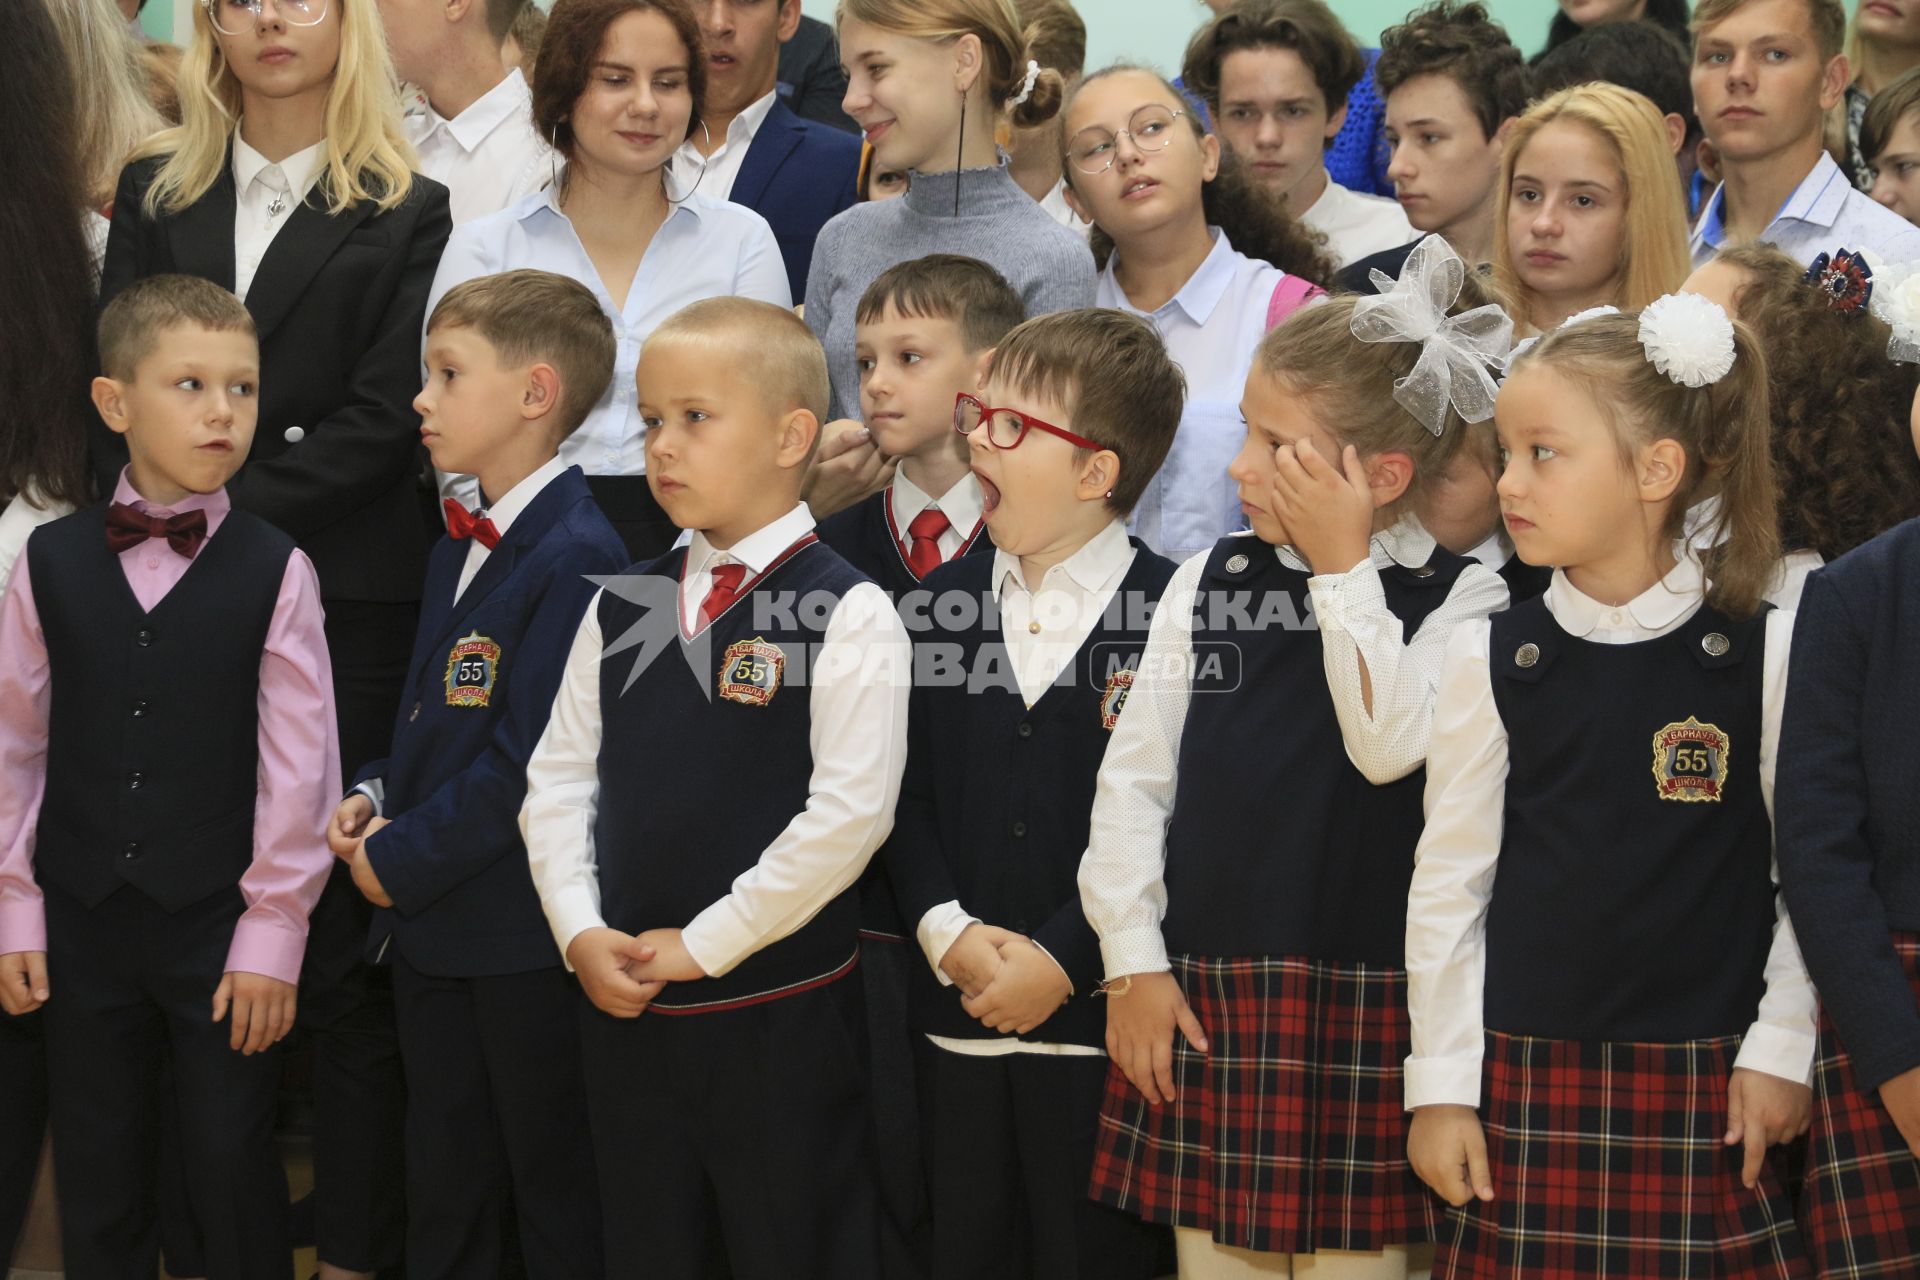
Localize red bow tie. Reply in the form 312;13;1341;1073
105;502;209;559
443;498;501;550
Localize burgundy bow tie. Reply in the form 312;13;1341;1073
443;498;501;550
105;502;209;559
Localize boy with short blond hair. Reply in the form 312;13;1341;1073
523;296;910;1279
327;267;625;1279
887;308;1183;1278
0;274;338;1278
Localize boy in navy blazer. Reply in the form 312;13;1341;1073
684;0;860;299
327;270;626;1280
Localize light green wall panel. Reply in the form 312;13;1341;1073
800;1;1558;75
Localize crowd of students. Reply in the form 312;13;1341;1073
8;0;1920;1278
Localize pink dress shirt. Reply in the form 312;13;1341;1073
0;472;339;984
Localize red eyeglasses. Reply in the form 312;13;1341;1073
953;393;1103;451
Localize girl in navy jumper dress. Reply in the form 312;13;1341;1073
1405;297;1818;1279
1079;236;1510;1278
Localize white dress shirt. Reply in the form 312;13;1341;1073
1300;173;1415;270
889;470;984;563
1076;520;1509;980
426;180;792;505
231;131;327;300
1402;556;1818;1109
919;519;1135;1059
403;69;550;226
1768;549;1824;612
520;503;911;978
0;488;71;594
1096;228;1295;564
669;90;778;203
1691;150;1920;268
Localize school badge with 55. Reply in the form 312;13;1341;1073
1650;716;1730;802
446;633;503;708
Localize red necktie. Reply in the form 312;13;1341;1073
443;498;501;550
105;502;209;559
699;561;747;630
905;508;950;579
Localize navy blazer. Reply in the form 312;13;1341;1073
732;98;861;301
356;466;627;977
1779;518;1920;1090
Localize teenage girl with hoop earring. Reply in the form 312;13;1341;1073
425;0;792;562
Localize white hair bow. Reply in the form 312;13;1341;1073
1350;236;1515;437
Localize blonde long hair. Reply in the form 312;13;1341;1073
41;0;165;209
1493;83;1691;331
136;0;415;217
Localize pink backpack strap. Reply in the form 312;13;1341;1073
1266;274;1327;330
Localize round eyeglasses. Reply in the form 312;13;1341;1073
203;0;330;36
953;394;1103;451
1065;105;1186;176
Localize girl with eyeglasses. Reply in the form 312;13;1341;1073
98;2;449;1277
1060;65;1332;564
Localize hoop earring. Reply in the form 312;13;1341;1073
547;125;563;196
663;120;714;206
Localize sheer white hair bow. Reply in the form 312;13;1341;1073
1351;235;1515;437
1869;256;1920;363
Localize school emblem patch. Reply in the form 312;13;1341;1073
1100;669;1136;731
444;633;502;708
719;637;784;707
1650;716;1731;802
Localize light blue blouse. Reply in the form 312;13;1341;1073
425;183;791;483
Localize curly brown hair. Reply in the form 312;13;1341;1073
1068;65;1336;286
1375;1;1530;141
1709;244;1920;562
1180;0;1363;121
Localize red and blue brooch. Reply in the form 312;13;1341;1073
1805;248;1875;316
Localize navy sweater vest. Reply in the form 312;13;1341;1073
28;502;293;912
1484;596;1776;1042
593;539;871;1008
1160;536;1471;964
890;542;1176;1048
814;488;990;600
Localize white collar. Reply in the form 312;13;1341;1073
993;517;1132;599
687;502;814;575
1276;515;1438;574
475;456;569;538
891;469;983;540
231;128;329;202
1101;227;1243;327
1461;528;1513;570
425;68;534;153
537;171;701;226
677;90;778;160
1546;552;1706;638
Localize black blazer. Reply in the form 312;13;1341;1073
98;151;452;604
733;98;861;301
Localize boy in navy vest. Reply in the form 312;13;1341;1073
887;309;1183;1278
812;253;1027;1278
325;270;626;1279
0;275;338;1278
522;297;910;1280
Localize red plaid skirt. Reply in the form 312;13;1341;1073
1439;1031;1809;1279
1800;931;1920;1278
1087;953;1440;1255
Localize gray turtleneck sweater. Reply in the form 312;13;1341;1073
804;161;1098;420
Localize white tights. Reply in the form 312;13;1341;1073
1173;1228;1435;1280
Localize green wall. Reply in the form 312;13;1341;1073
799;1;1558;71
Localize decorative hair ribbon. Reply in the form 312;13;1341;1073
1006;59;1041;110
1805;248;1874;316
1350;234;1515;436
1637;292;1736;387
1866;252;1920;363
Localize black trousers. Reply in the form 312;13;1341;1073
392;954;601;1280
584;475;679;565
0;1008;47;1267
861;939;929;1280
578;975;879;1280
914;1040;1163;1280
300;598;417;1271
42;883;290;1280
